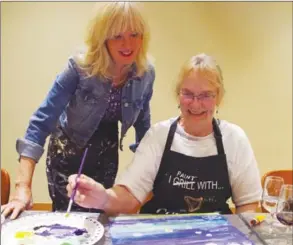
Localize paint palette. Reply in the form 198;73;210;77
1;212;104;245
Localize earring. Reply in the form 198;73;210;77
216;108;219;117
177;104;180;109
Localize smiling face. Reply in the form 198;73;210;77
179;70;217;129
175;54;224;136
106;31;143;67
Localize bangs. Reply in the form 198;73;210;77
196;68;220;89
188;57;220;89
180;65;220;91
106;4;145;39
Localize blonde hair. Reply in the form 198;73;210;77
175;53;225;106
77;2;150;79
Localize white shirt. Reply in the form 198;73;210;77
116;118;262;207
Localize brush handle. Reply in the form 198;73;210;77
66;199;74;214
68;147;89;209
70;179;81;201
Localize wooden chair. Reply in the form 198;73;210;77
261;169;293;187
130;193;153;214
1;168;11;205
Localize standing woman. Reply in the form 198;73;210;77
2;2;155;218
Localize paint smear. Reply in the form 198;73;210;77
15;231;33;239
14;223;88;245
33;223;87;238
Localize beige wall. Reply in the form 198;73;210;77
1;2;292;203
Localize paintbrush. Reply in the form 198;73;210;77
65;147;89;217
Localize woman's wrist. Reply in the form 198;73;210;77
100;188;110;211
15;181;31;189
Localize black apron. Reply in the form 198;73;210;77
140;117;233;214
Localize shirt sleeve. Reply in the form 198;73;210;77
230;131;262;207
116;123;165;203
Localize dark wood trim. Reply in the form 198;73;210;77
32;203;52;211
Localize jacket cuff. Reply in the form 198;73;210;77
16;138;44;163
129;143;139;153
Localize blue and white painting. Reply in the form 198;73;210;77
110;214;255;245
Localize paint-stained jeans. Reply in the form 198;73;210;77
46;122;119;212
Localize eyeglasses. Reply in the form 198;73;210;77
179;90;216;102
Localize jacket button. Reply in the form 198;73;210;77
124;102;129;107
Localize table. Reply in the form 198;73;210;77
3;211;290;245
240;212;293;245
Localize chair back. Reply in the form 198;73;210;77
261;169;293;187
1;168;10;205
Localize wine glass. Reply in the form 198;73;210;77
262;176;285;215
276;184;293;235
261;176;284;233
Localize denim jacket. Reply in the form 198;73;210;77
16;57;155;163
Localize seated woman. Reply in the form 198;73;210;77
66;53;262;215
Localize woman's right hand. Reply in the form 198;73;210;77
67;174;108;210
1;184;33;220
